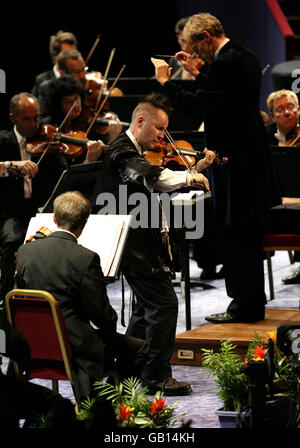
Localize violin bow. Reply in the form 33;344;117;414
84;35;101;66
164;130;197;174
86;64;126;136
95;47;116;111
36;96;81;166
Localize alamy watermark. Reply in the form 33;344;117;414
291;69;300;94
96;185;204;239
0;329;6;354
0;69;6;93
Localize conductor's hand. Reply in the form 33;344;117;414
175;51;202;78
151;57;172;85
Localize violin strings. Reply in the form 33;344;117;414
36;96;81;166
164;130;195;174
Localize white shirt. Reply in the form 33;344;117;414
126;129;191;191
14;126;32;198
56;227;77;240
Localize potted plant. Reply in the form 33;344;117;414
201;332;298;428
78;376;187;428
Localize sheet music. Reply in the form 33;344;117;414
25;213;132;277
171;189;209;205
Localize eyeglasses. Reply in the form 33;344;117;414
273;104;297;115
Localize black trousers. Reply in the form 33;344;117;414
122;269;178;382
221;222;266;320
0;202;34;304
0;217;26;304
71;331;149;405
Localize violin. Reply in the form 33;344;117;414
73;108;129;135
285;125;300;147
26;124;88;160
144;139;228;170
26;227;53;242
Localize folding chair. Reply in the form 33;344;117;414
5;289;75;397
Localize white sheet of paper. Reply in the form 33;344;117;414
25;214;132;277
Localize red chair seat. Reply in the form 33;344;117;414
264;234;300;248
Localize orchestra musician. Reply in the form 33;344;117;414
266;89;300;146
152;12;282;324
102;92;214;395
169;17;205;81
0;93;67;306
31;30;78;99
40;75;105;165
15;191;150;404
38;49;122;144
266;89;300;285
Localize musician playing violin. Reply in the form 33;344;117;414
40;75;105;164
38;49;122;144
102;92;213;396
0;93;67;305
266;89;300;146
31;30;78;99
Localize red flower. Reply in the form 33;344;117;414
250;345;267;361
119;404;133;424
150;397;167;416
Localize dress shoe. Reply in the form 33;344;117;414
143;377;192;396
205;311;263;324
282;269;300;285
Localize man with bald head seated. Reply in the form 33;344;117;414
0;92;67;306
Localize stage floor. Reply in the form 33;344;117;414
171;308;300;366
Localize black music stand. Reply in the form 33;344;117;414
41;161;104;213
270;146;300;198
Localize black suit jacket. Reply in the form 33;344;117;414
0;129;67;222
31;69;55;99
15;231;118;382
163;40;281;228
102;133;175;276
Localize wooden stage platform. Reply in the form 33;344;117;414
171;308;300;366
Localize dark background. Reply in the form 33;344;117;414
0;0;287;129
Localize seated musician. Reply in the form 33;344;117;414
102;92;214;395
266;89;300;285
15;190;149;405
38;49;122;144
0;92;67;306
40;75;104;165
169;17;205;81
266;89;300;146
31;30;78;99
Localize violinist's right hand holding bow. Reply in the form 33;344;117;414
187;171;210;191
6;160;39;177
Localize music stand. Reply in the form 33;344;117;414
171;190;215;331
270;146;300;198
41;161;104;213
